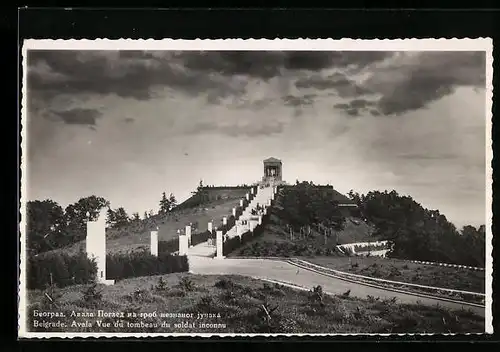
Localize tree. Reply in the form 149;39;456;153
131;212;140;221
106;207;130;228
64;195;109;243
168;193;177;210
192;179;208;205
26;199;66;254
159;192;170;214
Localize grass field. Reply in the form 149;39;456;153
302;256;485;294
27;273;484;334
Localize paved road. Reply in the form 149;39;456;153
188;256;485;317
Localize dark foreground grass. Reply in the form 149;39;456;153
26;273;484;334
303;256;485;294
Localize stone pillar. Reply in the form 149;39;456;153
271;193;275;200
267;199;272;206
178;235;188;255
240;199;244;207
223;216;227;225
208;221;213;233
150;230;158;256
232;207;236;217
86;209;114;285
246;193;250;201
251;187;254;195
258;215;262;225
263;208;267;215
185;225;192;247
215;230;224;259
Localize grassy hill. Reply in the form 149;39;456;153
44;187;250;256
228;187;378;258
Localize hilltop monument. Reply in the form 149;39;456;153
262;157;284;185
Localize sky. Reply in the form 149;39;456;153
24;49;488;228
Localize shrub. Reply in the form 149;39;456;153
158;238;179;253
191;231;210;247
177;276;195;292
27;252;97;290
106;252;188;280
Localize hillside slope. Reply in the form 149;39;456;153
44;188;250;257
228;187;379;257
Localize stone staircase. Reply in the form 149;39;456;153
187;184;276;257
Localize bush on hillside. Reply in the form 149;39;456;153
27;252;97;290
106;252;188;280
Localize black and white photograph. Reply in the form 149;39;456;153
19;39;493;337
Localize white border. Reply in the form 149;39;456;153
19;38;493;338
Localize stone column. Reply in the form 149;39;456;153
232;207;236;217
250;187;254;195
267;199;272;206
86;209;114;285
178;235;188;255
223;216;227;225
258;215;262;225
215;230;224;259
239;199;244;207
185;225;192;247
208;221;213;233
150;230;158;256
246;193;250;201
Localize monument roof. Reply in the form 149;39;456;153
263;157;281;163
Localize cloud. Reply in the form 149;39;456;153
364;51;486;115
185;121;285;138
53;108;102;125
282;94;314;107
295;73;373;98
333;98;377;116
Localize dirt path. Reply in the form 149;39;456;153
188;256;485;317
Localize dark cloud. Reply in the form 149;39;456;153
27;50;244;102
53;108;102;125
282;94;314;107
295;73;372;97
346;108;360;117
333;99;377;116
27;50;393;104
368;51;486;115
123;117;135;123
182;51;393;79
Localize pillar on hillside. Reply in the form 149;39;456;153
223;216;227;225
185;225;192;247
250;187;254;195
271;193;275;200
258;215;262;225
150;230;158;256
232;207;236;217
208;221;213;233
267;199;272;206
86;208;114;285
239;199;244;207
178;235;188;255
215;230;224;259
246;193;250;201
263;208;267;215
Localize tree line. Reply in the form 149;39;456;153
26;191;178;256
347;190;486;267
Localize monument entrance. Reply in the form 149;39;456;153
262;157;283;185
